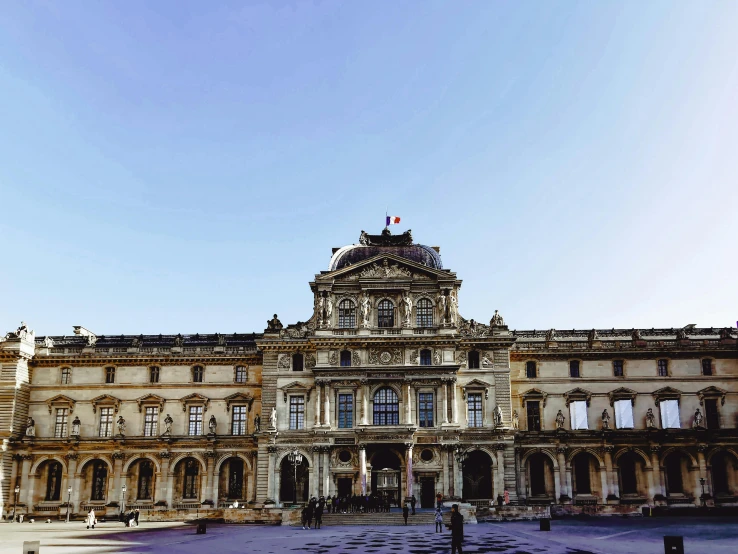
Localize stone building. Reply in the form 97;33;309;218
1;229;736;519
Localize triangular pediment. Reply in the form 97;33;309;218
652;387;681;401
608;387;637;406
179;393;210;411
136;393;166;412
90;394;121;413
698;386;727;405
564;387;593;406
46;394;76;413
225;392;255;411
320;254;452;282
520;388;548;406
280;381;312;401
464;379;492;388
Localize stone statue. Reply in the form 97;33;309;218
325;294;333;323
360;292;371;327
131;336;140;347
437;292;447;324
266;314;283;331
117;415;126;436
209;415;217;434
546;329;557;342
490;310;505;326
512;410;519;430
43;336;55;348
493;405;503;428
645;408;656;429
26;416;36;437
163;413;173;435
269;407;277;429
72;416;81;436
173;334;183;347
676;328;688;341
482;352;493;368
448;291;458;325
401;292;412;327
719;327;734;340
217;333;226;346
693;409;704;428
632;329;642;341
433;350;441;366
588;329;598;343
555;410;565;429
254;414;261;433
317;295;325;324
601;409;611;430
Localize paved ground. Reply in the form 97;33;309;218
1;517;737;553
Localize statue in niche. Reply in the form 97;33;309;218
490;310;505;326
360;292;371;327
437;292;447;324
645;408;656;429
601;409;611;430
448;291;458;325
433;350;441;366
555;410;565;430
254;414;261;433
512;410;519;430
71;416;81;436
317;295;325;324
209;415;217;434
325;294;333;324
117;415;126;436
163;413;173;435
693;409;704;428
26;416;36;437
493;405;503;428
269;407;277;429
401;292;412;326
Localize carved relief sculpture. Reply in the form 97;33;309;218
482;352;493;368
511;410;519;430
449;291;458;325
433;350;441;366
437;292;447;325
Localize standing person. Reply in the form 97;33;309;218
306;502;314;530
301;505;309;530
129;510;136;527
436;493;443;510
434;507;443;533
503;489;510;506
318;496;325;516
450;504;464;554
134;509;140;527
411;495;417;515
86;508;96;530
314;503;323;529
402;503;409;525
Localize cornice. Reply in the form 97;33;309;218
30;355;262;367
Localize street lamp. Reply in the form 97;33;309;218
700;477;706;506
288;449;303;505
12;485;20;522
121;484;127;515
65;486;72;523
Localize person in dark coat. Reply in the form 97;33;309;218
325;495;331;514
301;506;309;530
306;503;314;529
318;496;325;515
411;495;417;515
450;504;464;554
402;503;409;525
314;503;323;529
134;509;140;526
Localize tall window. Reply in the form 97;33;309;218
192;365;204;383
526;401;541;431
188;406;203;435
289;396;305;430
659;399;680;429
61;367;71;385
569;400;588;430
377;299;395;328
468;351;480;369
105;366;116;384
232;406;248;435
144;407;159;437
525;361;537;379
569;360;581;378
55;408;69;438
701;359;713;376
416;298;433;327
338;394;354;428
614;399;634;429
292;354;304;372
91;461;107;501
137;460;154;500
613;360;624;377
45;461;62;501
420;349;432;366
373;387;399;425
657;359;669;377
234;366;247;383
99;407;114;437
340;350;352;367
228;459;244;499
183;460;199;499
419;393;434;427
338;299;356;328
704;399;720;429
468;393;483;427
149;366;160;383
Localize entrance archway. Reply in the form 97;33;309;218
462;450;493;500
280;456;309;504
527;453;555;499
368;446;402;507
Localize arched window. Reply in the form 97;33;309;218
420;349;432;366
91;461;108;501
377;299;395;328
192;365;204;383
183;459;199;499
373;387;400;425
416;298;434;327
137;460;154;500
45;461;62;501
340;350;352;367
338;299;356;328
292;353;304;372
468;351;480;369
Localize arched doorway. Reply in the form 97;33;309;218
527;453;555;499
617;452;647;498
664;452;689;498
711;452;737;499
130;459;156;501
219;457;248;501
79;459;109;503
572;452;601;498
280;456;309;504
462;450;493;501
369;447;402;506
38;460;63;502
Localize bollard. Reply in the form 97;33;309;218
23;541;40;554
663;536;684;554
540;518;551;531
196;521;207;534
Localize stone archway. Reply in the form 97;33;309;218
462;450;493;500
367;446;403;507
280;456;309;504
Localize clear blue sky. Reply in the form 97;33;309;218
1;1;736;336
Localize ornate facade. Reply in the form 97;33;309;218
1;229;737;519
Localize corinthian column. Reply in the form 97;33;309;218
442;381;449;425
324;381;332;428
361;379;369;425
314;381;322;427
405;443;414;499
359;445;367;495
451;379;458;424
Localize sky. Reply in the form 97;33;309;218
0;1;736;336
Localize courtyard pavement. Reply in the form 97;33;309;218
1;517;737;553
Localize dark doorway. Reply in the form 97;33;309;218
280;457;309;503
529;454;547;496
338;477;353;498
369;447;402;507
665;454;684;494
711;453;730;495
462;450;492;500
573;454;591;495
619;454;638;495
228;458;244;499
420;477;435;508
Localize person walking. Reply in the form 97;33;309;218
306;503;314;530
411;495;417;515
503;489;510;506
450;504;464;554
301;505;309;530
402;503;409;525
314;503;323;529
134;509;140;526
86;508;96;530
434;507;443;533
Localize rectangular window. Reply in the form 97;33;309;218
525;361;537;379
526;401;541;431
419;350;432;366
614;399;634;429
702;359;713;376
105;367;116;384
704;399;720;429
337;394;354;429
467;393;483;428
61;367;71;385
99;407;114;437
54;408;69;438
232;406;248;435
569;360;580;378
149;367;160;383
144;407;159;437
289;396;305;430
569;400;588;430
418;393;434;427
659;399;680;429
192;366;204;382
657;359;669;377
613;360;624;377
188;406;203;435
235;366;247;383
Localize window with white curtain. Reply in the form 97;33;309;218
569;401;588;430
614;400;634;429
659;399;680;428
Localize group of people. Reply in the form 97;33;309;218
300;497;324;529
119;508;140;527
323;492;394;514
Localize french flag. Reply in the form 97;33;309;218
386;216;401;226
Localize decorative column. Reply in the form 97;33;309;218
441;446;450;498
324;381;331;428
251;452;258;503
649;446;664;499
448;449;455;498
157;452;171;507
359;445;367;495
405;381;413;425
323;448;331;497
405;443;414;499
697;444;710;501
66;453;80;513
442;381;449;424
21;454;34;510
312;447;321;498
556;447;569;502
451;378;458;424
111;451;125;512
314;380;322;427
495;444;506;498
361;379;369;425
603;446;618;500
203;451;216;504
266;446;277;504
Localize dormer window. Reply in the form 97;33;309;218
468;351;480;369
340;350;352;367
378;299;395;328
338;299;356;328
292;353;304;372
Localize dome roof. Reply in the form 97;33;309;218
329;230;443;272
